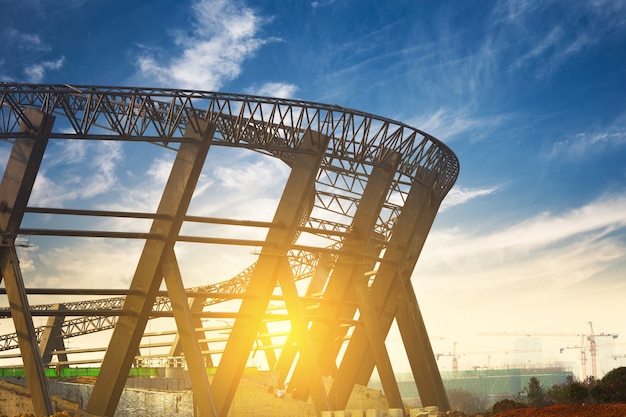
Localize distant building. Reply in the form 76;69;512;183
513;337;543;367
372;367;572;408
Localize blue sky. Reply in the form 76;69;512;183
1;0;626;379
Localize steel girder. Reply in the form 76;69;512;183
0;252;318;352
86;119;216;416
0;83;459;416
0;108;55;416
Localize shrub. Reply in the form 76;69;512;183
492;398;525;413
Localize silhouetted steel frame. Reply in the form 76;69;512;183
0;83;459;416
0;108;56;416
86;119;217;416
288;152;399;398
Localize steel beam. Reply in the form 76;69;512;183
39;303;68;367
0;108;55;416
210;131;328;417
330;183;430;405
289;153;399;401
169;295;214;368
352;269;403;409
273;252;332;384
276;257;329;410
257;321;277;370
86;119;215;417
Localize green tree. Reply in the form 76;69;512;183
547;376;589;405
518;377;549;407
591;366;626;403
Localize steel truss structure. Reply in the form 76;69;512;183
0;83;459;417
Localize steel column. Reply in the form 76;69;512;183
0;108;55;416
332;183;429;397
273;252;332;384
40;303;68;367
390;189;448;409
276;257;329;411
352;269;403;409
210;131;328;417
161;248;218;417
258;321;277;370
86;119;215;417
329;180;449;410
289;153;399;401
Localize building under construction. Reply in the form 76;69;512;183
374;367;573;409
0;83;459;416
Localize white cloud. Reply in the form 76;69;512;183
311;0;337;8
499;1;623;78
547;115;626;161
409;107;505;142
54;140;88;164
23;56;65;83
136;0;269;90
23;239;143;289
440;185;500;211
0;143;10;174
509;26;565;73
414;194;626;365
146;156;175;185
30;141;123;206
246;82;298;98
6;28;51;51
418;193;626;290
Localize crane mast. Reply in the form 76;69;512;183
588;321;597;380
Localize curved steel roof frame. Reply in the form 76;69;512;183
0;83;458;417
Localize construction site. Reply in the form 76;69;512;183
0;83;460;417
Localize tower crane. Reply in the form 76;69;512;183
479;322;619;379
586;321;619;379
436;342;541;374
436;342;458;375
560;335;588;380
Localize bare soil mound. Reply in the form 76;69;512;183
491;403;626;417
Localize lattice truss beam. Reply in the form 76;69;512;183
0;83;459;417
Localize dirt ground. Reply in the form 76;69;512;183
490;403;626;417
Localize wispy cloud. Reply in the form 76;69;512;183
30;141;123;206
23;56;65;83
408;107;506;143
311;0;337;8
5;28;51;51
497;1;623;78
21;239;144;289
0;143;10;174
440;185;500;211
246;82;298;98
509;26;565;73
418;193;626;291
546;113;626;161
136;0;270;90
